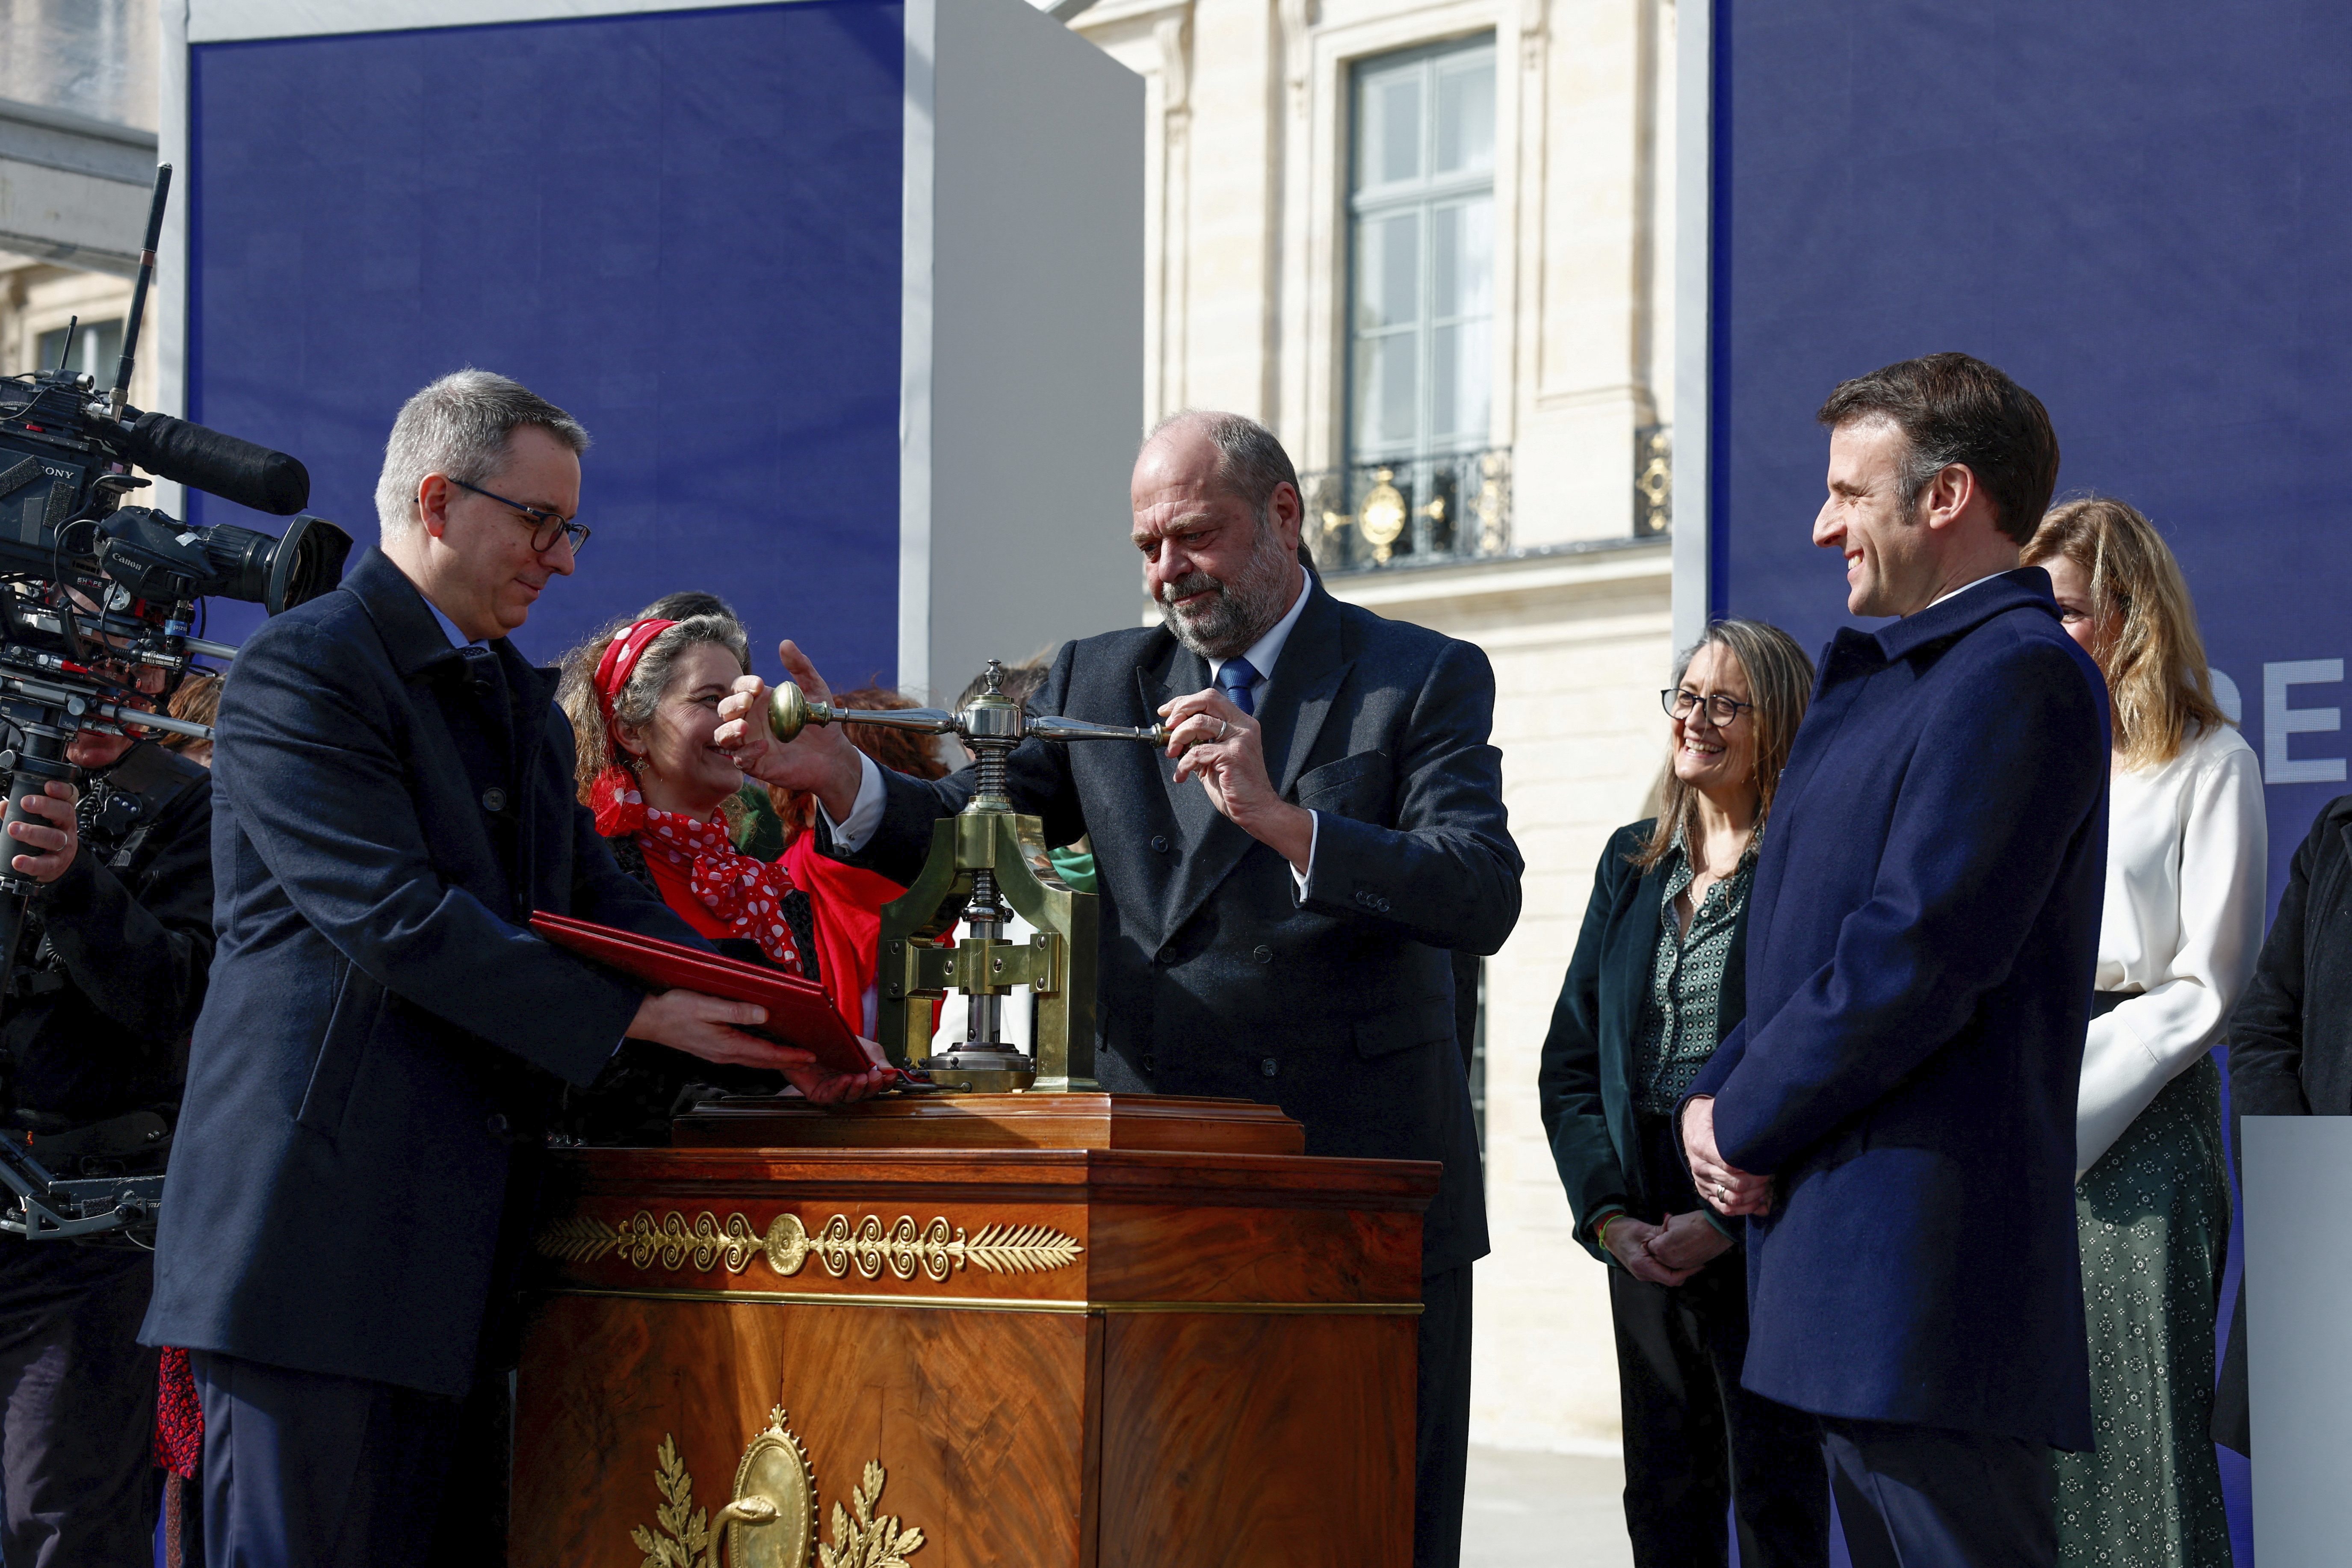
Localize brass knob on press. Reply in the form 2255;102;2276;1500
763;680;829;744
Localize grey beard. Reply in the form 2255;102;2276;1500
1158;557;1291;661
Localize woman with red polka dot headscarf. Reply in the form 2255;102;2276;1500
570;614;820;969
550;611;857;1140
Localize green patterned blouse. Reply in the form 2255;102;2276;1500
1631;830;1756;1116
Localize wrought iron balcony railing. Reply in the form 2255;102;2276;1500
1300;448;1511;574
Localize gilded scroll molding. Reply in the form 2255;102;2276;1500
538;1209;1083;1285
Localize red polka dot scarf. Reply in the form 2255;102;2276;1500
591;770;804;971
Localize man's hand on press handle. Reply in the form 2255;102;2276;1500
625;988;891;1105
1158;686;1314;874
713;640;864;823
6;780;80;885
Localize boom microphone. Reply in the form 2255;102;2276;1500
117;410;310;516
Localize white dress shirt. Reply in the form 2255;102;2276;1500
1210;570;1310;713
830;573;1321;886
1924;570;2009;610
2077;719;2266;1175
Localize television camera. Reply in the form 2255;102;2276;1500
0;167;350;1244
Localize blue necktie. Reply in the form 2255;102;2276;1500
1216;656;1259;717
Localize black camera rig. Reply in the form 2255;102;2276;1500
0;167;350;1243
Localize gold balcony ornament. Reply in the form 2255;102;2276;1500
1356;469;1407;564
538;1208;1085;1285
1636;428;1672;535
629;1407;924;1568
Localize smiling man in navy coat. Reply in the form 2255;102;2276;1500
1680;354;2108;1568
142;371;885;1566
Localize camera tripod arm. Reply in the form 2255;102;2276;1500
92;702;208;743
0;670;212;746
0;1134;133;1240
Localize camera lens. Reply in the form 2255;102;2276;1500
263;514;353;613
194;514;351;613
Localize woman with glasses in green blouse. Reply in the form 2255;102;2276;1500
1537;618;1825;1568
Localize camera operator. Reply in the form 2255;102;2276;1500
0;702;212;1568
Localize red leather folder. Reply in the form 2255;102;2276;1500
529;911;879;1078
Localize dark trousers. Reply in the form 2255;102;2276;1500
0;1243;158;1567
1414;1264;1472;1568
1613;1110;1829;1568
1610;1264;1828;1568
1819;1416;2055;1568
193;1351;476;1568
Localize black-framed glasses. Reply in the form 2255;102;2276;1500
1663;688;1755;726
447;477;591;557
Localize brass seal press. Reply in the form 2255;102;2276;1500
767;660;1166;1092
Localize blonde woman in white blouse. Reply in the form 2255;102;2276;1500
2023;499;2263;1568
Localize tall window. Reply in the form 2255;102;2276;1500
1347;39;1495;467
34;319;122;381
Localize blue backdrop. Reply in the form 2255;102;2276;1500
185;0;907;682
1706;3;2352;1557
1711;0;2352;917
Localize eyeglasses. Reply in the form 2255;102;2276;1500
446;478;591;557
1662;688;1755;726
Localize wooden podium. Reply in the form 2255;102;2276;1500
511;1095;1438;1567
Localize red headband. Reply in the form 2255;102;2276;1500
593;618;677;733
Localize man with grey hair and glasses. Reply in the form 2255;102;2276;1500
718;408;1522;1568
143;369;886;1565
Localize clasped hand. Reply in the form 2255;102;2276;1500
1680;1095;1774;1218
1156;688;1313;873
1604;1210;1735;1286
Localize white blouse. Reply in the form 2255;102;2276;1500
2077;720;2266;1176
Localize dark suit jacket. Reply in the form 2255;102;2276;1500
142;549;700;1398
840;580;1521;1273
1688;569;2108;1450
2212;791;2352;1452
2228;792;2352;1117
12;740;213;1126
1537;819;1746;1264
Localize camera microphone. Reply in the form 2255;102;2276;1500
117;410;310;517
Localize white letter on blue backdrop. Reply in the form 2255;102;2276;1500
2265;659;2346;784
2210;669;2243;724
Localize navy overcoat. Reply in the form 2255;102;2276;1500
142;549;699;1397
1688;569;2107;1450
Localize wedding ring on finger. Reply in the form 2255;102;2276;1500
1216;718;1229;740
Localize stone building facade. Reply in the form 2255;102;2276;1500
1071;0;1683;1450
0;0;160;452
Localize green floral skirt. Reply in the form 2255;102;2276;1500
2052;1052;2232;1568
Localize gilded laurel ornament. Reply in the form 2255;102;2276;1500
631;1434;709;1568
819;1462;924;1568
538;1209;1082;1284
632;1407;920;1568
